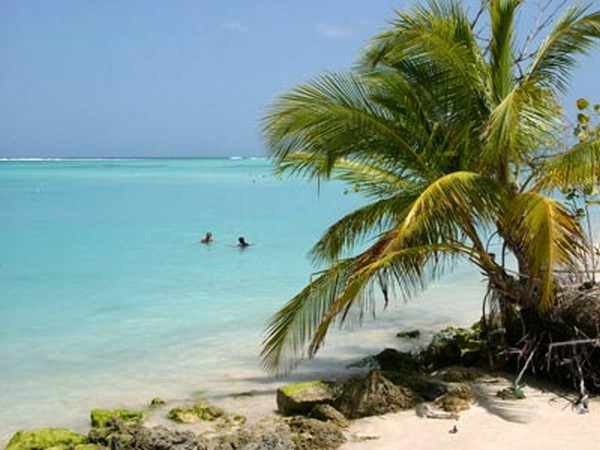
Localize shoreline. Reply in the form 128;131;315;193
5;367;599;450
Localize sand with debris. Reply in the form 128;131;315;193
340;375;600;450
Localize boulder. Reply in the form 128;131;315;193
88;419;201;450
285;417;346;450
383;372;448;401
308;404;350;429
372;348;420;373
134;426;203;450
434;386;473;412
335;371;421;419
396;330;420;339
276;381;336;416
422;325;483;369
5;429;87;450
206;418;296;450
90;409;144;428
167;400;226;423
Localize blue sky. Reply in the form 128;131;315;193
1;0;598;158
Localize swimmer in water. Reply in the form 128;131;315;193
237;236;251;248
200;232;213;244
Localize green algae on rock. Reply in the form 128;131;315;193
90;409;145;428
5;429;88;450
277;381;337;416
166;400;246;426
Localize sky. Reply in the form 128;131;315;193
0;0;599;158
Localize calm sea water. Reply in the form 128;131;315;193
0;158;485;444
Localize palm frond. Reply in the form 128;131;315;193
535;136;600;190
489;0;520;101
526;6;600;92
400;171;504;244
261;234;462;373
262;72;434;179
310;192;420;264
482;81;560;179
506;192;585;311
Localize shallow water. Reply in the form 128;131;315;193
0;158;486;444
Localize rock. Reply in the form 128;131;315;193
5;429;87;450
90;409;144;428
207;418;296;450
286;417;346;450
88;420;201;450
372;348;420;373
396;330;420;339
308;404;350;429
167;400;226;423
422;325;483;369
434;386;473;413
135;426;203;450
276;381;336;416
433;366;482;382
87;418;137;449
335;371;421;419
383;372;448;401
149;397;166;408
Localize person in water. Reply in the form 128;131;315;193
200;232;213;244
237;236;251;248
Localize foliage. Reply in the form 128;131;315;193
261;0;600;372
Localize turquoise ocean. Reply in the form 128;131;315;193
0;158;487;444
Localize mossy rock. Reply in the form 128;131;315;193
422;324;483;369
277;381;336;416
396;330;421;339
167;400;227;424
434;386;473;413
90;409;144;428
5;429;88;450
74;445;104;450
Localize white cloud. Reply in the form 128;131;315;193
317;23;352;38
222;21;249;33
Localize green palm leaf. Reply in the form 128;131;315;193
505;192;585;311
536;136;600;190
526;6;600;92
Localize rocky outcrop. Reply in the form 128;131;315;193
372;348;420;372
434;385;473;413
285;417;346;450
308;404;349;429
90;409;145;428
5;429;88;450
335;371;421;419
88;419;201;450
86;415;345;450
422;325;483;369
276;381;336;416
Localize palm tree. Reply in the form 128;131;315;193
261;0;600;373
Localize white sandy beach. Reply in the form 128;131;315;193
340;377;600;450
157;370;600;450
